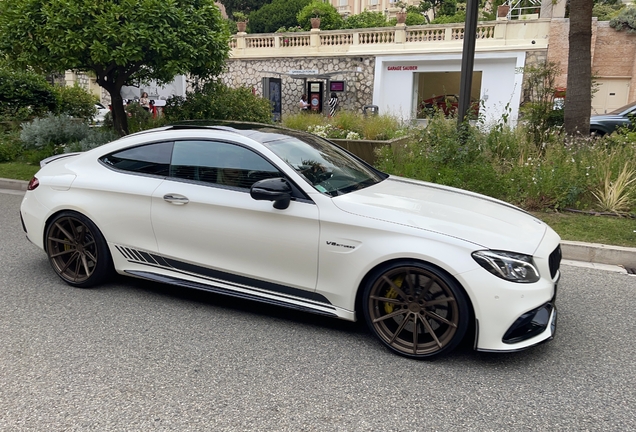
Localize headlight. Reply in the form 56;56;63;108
472;250;540;283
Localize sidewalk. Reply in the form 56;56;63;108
2;177;635;271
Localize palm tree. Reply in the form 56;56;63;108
564;0;593;135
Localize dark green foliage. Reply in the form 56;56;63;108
593;3;623;20
164;82;274;124
405;11;428;25
343;11;390;29
0;0;230;136
220;0;272;16
54;85;97;120
248;0;311;33
0;67;57;121
610;7;636;33
438;0;458;16
0;132;22;163
297;1;344;30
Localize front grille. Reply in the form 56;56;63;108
549;245;562;279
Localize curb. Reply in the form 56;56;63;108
0;178;28;191
561;241;636;270
2;178;635;268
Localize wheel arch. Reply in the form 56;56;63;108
353;257;476;327
42;208;105;252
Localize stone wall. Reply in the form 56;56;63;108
218;56;376;118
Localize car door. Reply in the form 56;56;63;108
150;139;320;294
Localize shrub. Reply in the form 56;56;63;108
20;114;91;150
164;82;273;123
54;85;97;120
610;7;636;33
283;111;408;141
343;11;390;29
0;67;57;121
0;131;22;162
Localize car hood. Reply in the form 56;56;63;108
332;176;547;254
590;114;625;122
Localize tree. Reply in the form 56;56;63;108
297;1;344;30
249;0;311;34
564;0;593;135
0;0;230;136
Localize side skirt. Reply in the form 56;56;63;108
125;270;339;318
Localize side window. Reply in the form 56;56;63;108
170;140;281;189
100;142;172;176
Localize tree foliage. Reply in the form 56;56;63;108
610;7;636;33
297;1;344;30
248;0;311;33
0;0;230;136
220;0;272;17
0;67;58;121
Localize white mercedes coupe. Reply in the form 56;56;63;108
20;122;561;359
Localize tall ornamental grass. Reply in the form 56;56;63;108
375;115;636;214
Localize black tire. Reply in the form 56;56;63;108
362;261;469;359
45;211;113;288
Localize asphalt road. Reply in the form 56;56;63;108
1;191;635;431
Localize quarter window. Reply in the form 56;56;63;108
100;142;173;176
170;140;281;189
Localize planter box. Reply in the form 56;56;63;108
330;135;411;165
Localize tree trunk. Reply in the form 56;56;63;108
564;0;593;136
97;69;130;137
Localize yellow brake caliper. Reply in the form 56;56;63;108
384;276;404;314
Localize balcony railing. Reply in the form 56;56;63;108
230;19;548;58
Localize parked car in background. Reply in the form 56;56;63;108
92;102;110;126
590;101;636;136
420;94;480;118
20;122;561;360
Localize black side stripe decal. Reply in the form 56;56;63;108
116;246;332;305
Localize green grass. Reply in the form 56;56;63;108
0;162;39;181
533;211;636;248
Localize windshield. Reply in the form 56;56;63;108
260;130;385;197
609;102;636;115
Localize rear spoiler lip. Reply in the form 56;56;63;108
40;152;82;168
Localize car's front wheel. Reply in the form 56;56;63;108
362;261;469;359
45;211;112;288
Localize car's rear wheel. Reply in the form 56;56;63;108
45;211;112;288
362;261;469;359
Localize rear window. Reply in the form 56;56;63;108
100;142;173;176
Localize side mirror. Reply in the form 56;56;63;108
250;178;292;209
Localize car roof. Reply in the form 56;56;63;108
127;120;314;145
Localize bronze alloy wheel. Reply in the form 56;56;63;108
364;263;469;359
46;212;111;288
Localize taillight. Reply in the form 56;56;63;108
27;177;39;191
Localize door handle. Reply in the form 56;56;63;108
163;194;189;205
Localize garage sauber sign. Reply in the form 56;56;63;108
387;66;418;71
